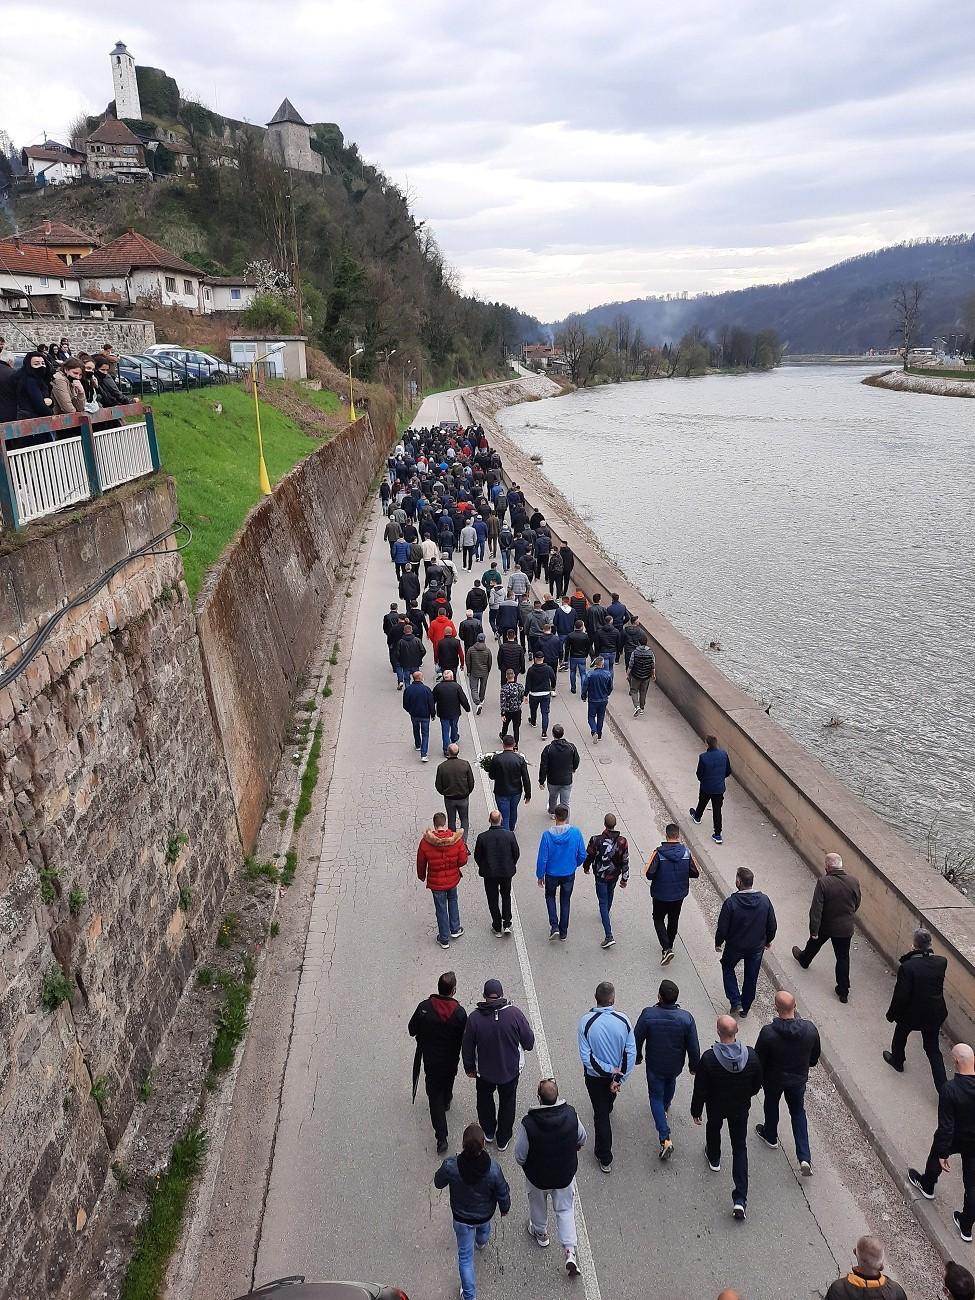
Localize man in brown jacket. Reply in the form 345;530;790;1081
792;852;861;1004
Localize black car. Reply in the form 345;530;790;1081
238;1279;407;1300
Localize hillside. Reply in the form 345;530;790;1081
558;235;975;353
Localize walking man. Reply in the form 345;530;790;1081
462;978;536;1150
409;971;468;1154
824;1237;908;1300
396;622;427;690
487;735;531;831
432;669;471;755
525;651;557;737
645;823;699;964
691;1015;763;1220
436;743;476;841
582;812;630;950
627;641;656;716
538;725;580;815
690;734;732;844
402;669;436;762
466;632;493;714
792;852;861;1004
581;654;613;742
566;620;590;694
634;978;701;1161
909;1042;975;1241
754;990;820;1176
473;810;519;936
536;806;587;941
715;868;776;1017
883;927;948;1091
578;981;636;1172
515;1077;586;1278
416;812;468;950
434;1124;510;1300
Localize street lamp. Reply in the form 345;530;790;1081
348;347;364;422
250;343;285;496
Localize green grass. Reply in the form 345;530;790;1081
151;385;317;598
120;1127;208;1300
905;366;975;381
298;386;343;414
293;723;323;831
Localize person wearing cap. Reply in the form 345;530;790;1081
883;927;948;1091
466;632;493;715
462;978;536;1150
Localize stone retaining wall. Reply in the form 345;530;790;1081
1;317;156;356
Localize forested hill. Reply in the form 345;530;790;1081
558;236;975;353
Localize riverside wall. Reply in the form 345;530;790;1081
467;377;975;1043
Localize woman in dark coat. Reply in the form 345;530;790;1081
15;351;53;419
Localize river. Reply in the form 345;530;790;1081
499;365;975;875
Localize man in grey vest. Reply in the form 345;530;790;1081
514;1076;586;1278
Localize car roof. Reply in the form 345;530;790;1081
235;1284;384;1299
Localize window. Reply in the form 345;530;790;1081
165;276;176;293
183;279;193;295
231;288;241;301
39;277;48;287
59;279;65;289
123;146;137;155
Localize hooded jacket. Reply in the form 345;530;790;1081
755;1016;821;1083
634;1003;700;1077
691;1043;762;1118
824;1272;907;1300
536;633;562;668
515;1099;586;1191
473;824;520;879
535;824;587;880
402;679;436;720
462;997;535;1083
539;737;580;788
628;644;656;681
554;605;576;637
524;662;556;697
715;890;777;954
15;356;52;418
434;1150;511;1225
409;994;467;1074
697;746;732;794
396;633;427;673
466;641;493;679
646;840;698;902
416;827;469;892
428;613;457;652
886;949;948;1029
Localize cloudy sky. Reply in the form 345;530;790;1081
3;1;973;319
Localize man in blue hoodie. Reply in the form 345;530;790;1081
634;979;701;1161
715;868;777;1017
580;655;613;742
536;806;587;940
645;823;700;964
691;734;733;844
578;981;637;1172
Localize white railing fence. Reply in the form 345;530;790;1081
93;420;154;490
7;437;91;524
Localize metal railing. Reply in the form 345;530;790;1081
7;436;90;524
93;419;155;489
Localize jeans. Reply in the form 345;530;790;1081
527;1183;576;1248
411;717;430;758
594;876;616;938
484;877;512;931
762;1077;810;1164
476;539;486;560
396;663;412;687
569;657;588;693
426;1067;456;1144
496;792;521;832
629;677;651;710
721;948;763;1014
476;1075;519;1145
584;1072;618;1166
453;1219;492;1300
440;717;460;753
705;1109;749;1205
920;1141;975;1234
601;657;615;684
545;873;575;936
432;887;461;945
652;898;683;952
646;1071;677;1140
889;1022;948;1091
500;710;521;746
501;549;511;572
445;796;470;841
528;695;551;731
587;700;608;737
797;934;852;995
546;783;572;814
695;790;724;835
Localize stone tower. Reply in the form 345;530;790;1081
110;41;142;120
264;99;326;174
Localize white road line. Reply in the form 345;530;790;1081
463;701;603;1300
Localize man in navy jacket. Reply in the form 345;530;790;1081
715;868;777;1017
691;734;733;844
635;979;700;1161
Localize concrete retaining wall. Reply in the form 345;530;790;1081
468;380;975;1044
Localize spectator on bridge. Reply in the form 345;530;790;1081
15;351;53;419
0;342;17;422
93;356;124;408
823;1236;907;1300
416;811;468;950
409;970;468;1155
792;852;861;1004
690;734;733;844
883;927;948;1091
51;358;86;415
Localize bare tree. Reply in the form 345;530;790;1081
891;282;924;370
67;112;90;153
611;313;631;381
555;319;589;385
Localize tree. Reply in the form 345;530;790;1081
891;282;924;369
555;320;590;385
611;314;631;381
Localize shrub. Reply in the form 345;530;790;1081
241;294;297;334
41;965;72;1011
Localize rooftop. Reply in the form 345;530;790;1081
86;118;144;147
21;144;85;165
0;239;80;279
18;221;97;248
72;229;201;278
267;98;308;127
205;275;257;287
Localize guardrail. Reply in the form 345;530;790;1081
0;403;160;530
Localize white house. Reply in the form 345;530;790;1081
20;142;86;186
0;239;82;314
72;229;203;313
202;275;257;313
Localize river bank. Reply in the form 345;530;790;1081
864;367;975;397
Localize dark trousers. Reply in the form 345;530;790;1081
721;949;763;1015
484;877;512;932
652;899;683;952
762;1077;810;1164
528;695;551;730
890;1022;948;1092
554;572;569;598
501;709;521;745
545;873;575;937
462;546;475;569
584;1073;618;1166
476;1076;519;1146
706;1108;749;1205
921;1142;975;1233
695;790;724;835
797;934;852;995
426;1068;456;1144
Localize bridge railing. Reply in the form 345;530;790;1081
0;403;161;530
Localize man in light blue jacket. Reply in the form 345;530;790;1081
536;806;587;940
578;981;636;1172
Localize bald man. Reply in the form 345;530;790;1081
754;991;821;1175
824;1235;906;1300
717;1293;741;1300
909;1042;975;1243
792;852;860;1003
690;1015;762;1220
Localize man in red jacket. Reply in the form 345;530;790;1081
418;812;469;950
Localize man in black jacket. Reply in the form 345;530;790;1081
792;851;861;1003
398;563;421;604
691;1015;763;1220
488;736;532;831
396;625;426;686
514;1077;587;1277
715;868;776;1018
754;990;820;1175
539;725;580;815
436;744;476;841
909;1042;975;1242
883;927;948;1091
497;628;526;680
432;670;471;755
473;810;520;935
525;652;557;737
382;602;403;677
594;615;623;682
409;970;468;1153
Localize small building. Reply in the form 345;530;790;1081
73;229;204;313
229;335;308;379
85;118;151;182
0;239;82;315
202;275;257;313
20;142;86;186
110;40;142;121
264;99;327;175
17;221;98;266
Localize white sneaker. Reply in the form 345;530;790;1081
527;1221;550;1248
565;1246;580;1277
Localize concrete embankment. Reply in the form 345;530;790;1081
864;367;975;397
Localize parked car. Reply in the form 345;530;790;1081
116;356;159;395
236;1279;408;1300
145;345;241;381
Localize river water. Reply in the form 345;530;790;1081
499;366;975;870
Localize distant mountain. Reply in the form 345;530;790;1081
554;236;975;353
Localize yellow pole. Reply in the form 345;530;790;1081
252;361;272;496
348;353;357;423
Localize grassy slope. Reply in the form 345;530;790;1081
151;385;318;598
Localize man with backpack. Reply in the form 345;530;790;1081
582;813;630;949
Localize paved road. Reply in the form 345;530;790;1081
252;388;937;1299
